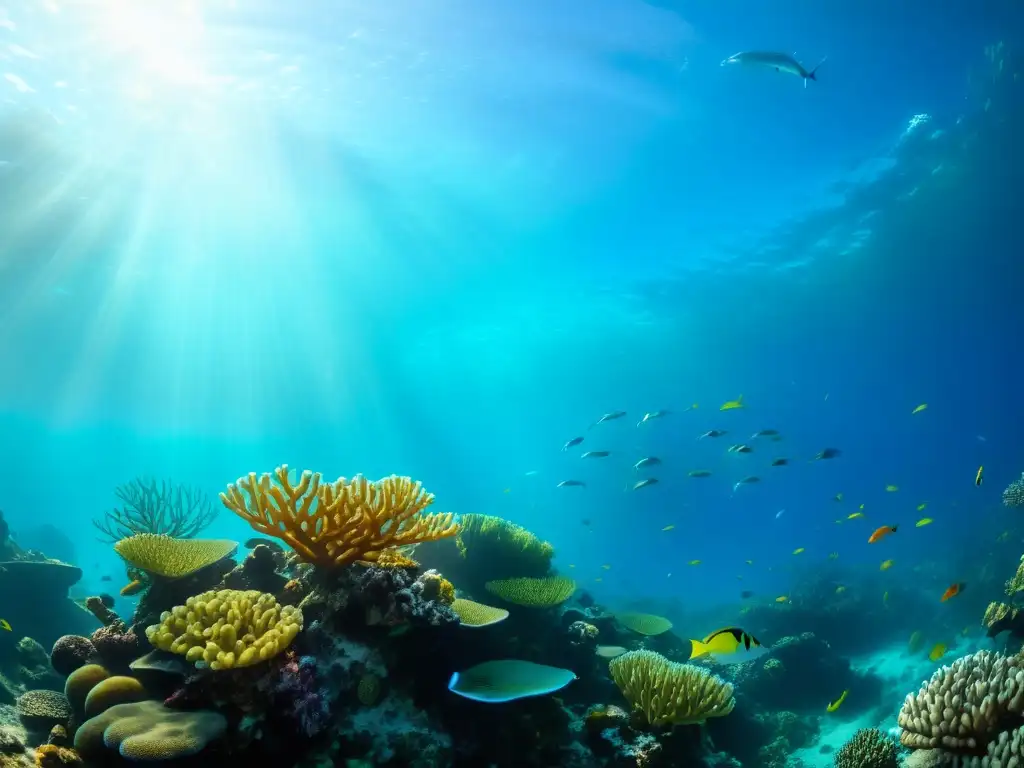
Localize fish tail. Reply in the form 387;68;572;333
689;640;710;659
808;55;827;81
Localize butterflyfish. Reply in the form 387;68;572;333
775;595;789;603
941;583;965;602
826;689;849;713
689;627;767;664
868;525;897;544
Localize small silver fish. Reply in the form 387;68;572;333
595;645;629;658
591;411;627;428
581;451;610;459
728;444;754;454
633;457;662;471
751;429;780;439
562;436;584;451
733;476;760;492
770;458;789;467
557;480;586;488
721;51;827;88
688;469;712;478
637;410;669;426
632;478;658;490
699;430;728;439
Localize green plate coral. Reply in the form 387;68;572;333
484;576;576;607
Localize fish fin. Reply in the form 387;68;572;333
808;56;827;81
689;640;709;658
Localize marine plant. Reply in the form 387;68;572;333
608;649;735;727
93;477;219;543
220;466;460;570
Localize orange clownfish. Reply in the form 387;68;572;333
941;583;966;602
868;525;898;544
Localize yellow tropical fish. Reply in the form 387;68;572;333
886;484;899;492
880;559;895;571
912;403;928;414
689;560;702;566
775;595;789;603
662;525;676;531
835;585;846;594
826;689;849;712
917;503;928;511
929;643;946;661
916;518;933;527
848;512;865;520
0;618;10;632
720;395;745;411
793;547;805;555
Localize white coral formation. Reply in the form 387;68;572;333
952;725;1024;767
899;651;1024;750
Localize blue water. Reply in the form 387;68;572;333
0;1;1021;625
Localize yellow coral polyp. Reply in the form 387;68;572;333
145;589;302;670
220;466;460;569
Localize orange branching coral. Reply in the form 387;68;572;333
220;466;460;570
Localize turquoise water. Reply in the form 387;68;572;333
0;1;1021;632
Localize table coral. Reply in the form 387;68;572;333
609;649;735;727
485;576;577;607
114;534;238;580
146;589;302;670
15;691;71;734
220;466;460;570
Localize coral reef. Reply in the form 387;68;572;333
114;534;238;579
835;728;899;768
74;700;227;760
220;467;460;570
485;576;577;607
1004;472;1024;508
92;476;219;543
48;638;94;679
899;649;1024;751
146;589;302;669
609;650;735;727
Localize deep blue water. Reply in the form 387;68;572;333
0;1;1022;628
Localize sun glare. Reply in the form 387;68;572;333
88;0;211;89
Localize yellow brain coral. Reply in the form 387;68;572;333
609;649;735;727
114;534;238;579
219;466;460;569
485;576;576;607
145;589;302;670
